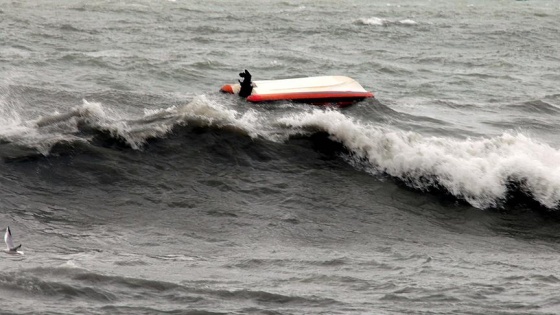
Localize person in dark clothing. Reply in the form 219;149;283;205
238;69;253;97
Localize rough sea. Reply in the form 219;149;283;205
1;0;560;314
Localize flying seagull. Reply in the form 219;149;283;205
4;226;22;254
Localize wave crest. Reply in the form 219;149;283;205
278;110;560;209
0;95;261;158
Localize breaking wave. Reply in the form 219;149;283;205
2;93;560;210
0;95;261;159
277;110;560;210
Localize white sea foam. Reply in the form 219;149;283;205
357;17;387;26
277;109;560;209
77;100;154;150
356;17;418;26
399;19;418;25
74;95;262;149
0;98;134;153
178;95;262;138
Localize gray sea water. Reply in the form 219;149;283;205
1;0;560;314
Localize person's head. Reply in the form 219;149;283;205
239;70;250;79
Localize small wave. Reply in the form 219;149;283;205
314;257;349;266
188;60;229;70
544;93;560;101
297;274;374;289
150;254;196;261
0;271;117;302
100;306;227;315
207;288;339;306
355;17;418;26
529;274;560;284
228;255;351;269
277;109;560;210
399;19;418;25
113;259;148;266
512;100;560;115
229;258;290;269
279;1;306;12
3;266;338;308
59;23;97;34
484;117;555;132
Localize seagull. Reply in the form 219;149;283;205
4;226;22;254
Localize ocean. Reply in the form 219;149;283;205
1;0;560;314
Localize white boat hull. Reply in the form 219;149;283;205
221;76;373;106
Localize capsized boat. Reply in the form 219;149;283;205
220;74;374;107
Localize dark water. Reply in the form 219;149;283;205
1;1;560;314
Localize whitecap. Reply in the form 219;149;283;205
277;109;560;209
356;17;388;26
356;17;418;27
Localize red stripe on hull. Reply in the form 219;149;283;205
247;91;374;103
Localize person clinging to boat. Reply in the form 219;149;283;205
238;69;253;97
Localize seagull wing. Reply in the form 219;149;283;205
5;227;15;250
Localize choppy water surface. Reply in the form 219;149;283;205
1;0;560;314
